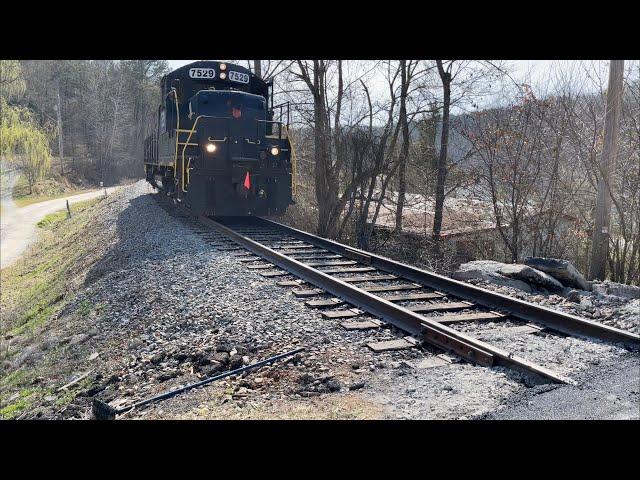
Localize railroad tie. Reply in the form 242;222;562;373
292;288;325;298
304;260;358;267
279;248;327;255
408;301;474;313
305;298;345;308
428;312;505;324
319;266;376;274
239;257;261;263
322;308;363;319
247;264;275;270
289;254;343;261
338;274;397;283
488;324;545;336
273;243;310;249
360;283;422;293
383;292;446;302
367;337;420;353
277;279;305;287
260;270;289;278
340;319;384;330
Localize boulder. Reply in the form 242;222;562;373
524;257;589;291
453;261;534;293
497;264;564;292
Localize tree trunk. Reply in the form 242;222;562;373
57;86;65;176
253;60;262;79
395;60;410;233
433;60;451;240
589;60;624;280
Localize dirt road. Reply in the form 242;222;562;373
1;182;115;269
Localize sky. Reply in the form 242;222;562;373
170;60;562;80
166;60;631;117
168;59;601;87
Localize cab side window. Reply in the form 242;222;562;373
159;105;166;133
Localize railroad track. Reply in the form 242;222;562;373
160;198;640;385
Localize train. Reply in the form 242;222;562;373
143;60;295;216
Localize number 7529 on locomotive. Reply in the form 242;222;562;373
143;60;296;216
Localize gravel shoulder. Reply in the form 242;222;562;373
1;181;637;420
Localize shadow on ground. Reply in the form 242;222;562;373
82;191;211;288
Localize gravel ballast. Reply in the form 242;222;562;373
6;181;638;420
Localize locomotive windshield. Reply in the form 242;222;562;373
190;90;266;120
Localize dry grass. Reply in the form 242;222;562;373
166;392;384;420
0;196;106;418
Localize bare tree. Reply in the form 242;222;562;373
589;60;625;280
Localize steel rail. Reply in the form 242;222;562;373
255;217;640;351
200;216;572;384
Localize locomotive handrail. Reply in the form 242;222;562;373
180;114;230;192
282;124;298;197
257;119;284;140
167;89;180;177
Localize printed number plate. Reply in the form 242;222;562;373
189;68;216;79
229;71;250;84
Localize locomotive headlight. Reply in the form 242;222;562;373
205;143;217;153
220;63;227;71
270;146;280;156
219;72;227;79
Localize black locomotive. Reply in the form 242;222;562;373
143;60;295;215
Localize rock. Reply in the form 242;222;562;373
69;333;91;346
453;261;533;293
591;281;640;300
216;343;232;353
348;381;366;391
564;289;582;303
173;352;189;361
150;353;164;365
199;361;224;376
497;264;564;292
212;352;230;364
298;373;314;385
524;257;589;290
324;379;342;392
157;371;179;382
127;339;143;350
228;355;243;370
12;345;43;368
190;352;211;366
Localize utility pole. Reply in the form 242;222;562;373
56;85;65;176
589;60;625;281
253;60;262;79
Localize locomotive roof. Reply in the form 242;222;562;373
162;60;268;98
